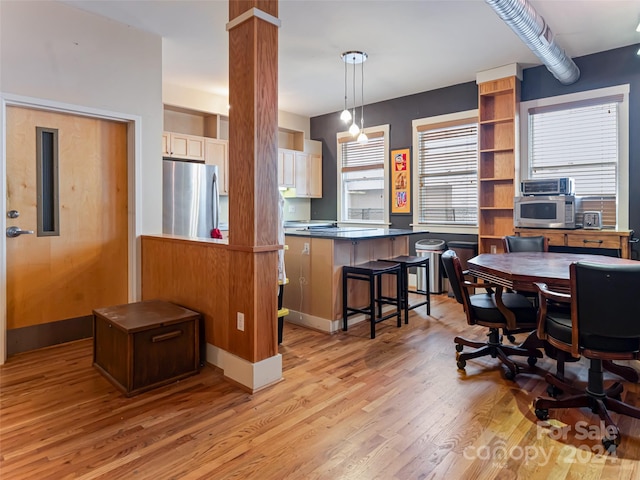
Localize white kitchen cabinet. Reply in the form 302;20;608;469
205;138;229;195
308;153;322;198
294;152;322;198
278;149;296;188
294;152;310;196
163;132;205;161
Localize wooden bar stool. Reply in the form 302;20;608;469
342;261;402;339
378;255;430;322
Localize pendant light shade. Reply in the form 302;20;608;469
340;51;367;138
340;109;352;123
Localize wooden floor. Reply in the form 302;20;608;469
1;294;639;479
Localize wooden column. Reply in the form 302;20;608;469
226;1;280;363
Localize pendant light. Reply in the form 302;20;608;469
340;51;367;138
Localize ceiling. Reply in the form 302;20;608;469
63;0;639;118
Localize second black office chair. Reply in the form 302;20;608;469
502;235;548;253
533;261;640;452
502;235;548;310
442;250;542;379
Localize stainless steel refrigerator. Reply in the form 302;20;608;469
163;159;220;238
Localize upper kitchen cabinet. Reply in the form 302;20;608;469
280;137;322;198
163;132;205;161
205;138;229;195
278;149;295;188
477;75;520;254
294;152;322;198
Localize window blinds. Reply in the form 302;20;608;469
417;122;478;225
340;134;385;172
340;133;386;222
528;99;619;227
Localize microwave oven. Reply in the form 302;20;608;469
514;195;579;229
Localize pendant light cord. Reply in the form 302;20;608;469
352;54;357;120
343;58;348;112
360;57;364;130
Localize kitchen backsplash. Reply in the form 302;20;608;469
218;196;311;229
283;197;311;221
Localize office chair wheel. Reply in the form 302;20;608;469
535;408;549;420
455;344;464;352
527;356;538;367
546;384;562;398
504;368;517;381
457;359;466;370
507;334;516;343
602;436;619;453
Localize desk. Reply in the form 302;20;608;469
467;252;638;294
514;228;633;259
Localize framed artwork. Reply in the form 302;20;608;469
391;148;411;214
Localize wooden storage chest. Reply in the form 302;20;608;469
93;300;200;397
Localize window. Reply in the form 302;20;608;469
521;85;629;229
412;111;478;232
337;125;389;224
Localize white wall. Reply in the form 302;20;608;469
0;0;163;234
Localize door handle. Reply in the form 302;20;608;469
6;226;34;238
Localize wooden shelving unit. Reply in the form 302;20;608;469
478;76;520;254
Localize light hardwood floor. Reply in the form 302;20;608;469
1;294;639;479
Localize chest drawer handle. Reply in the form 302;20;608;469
583;239;603;245
151;330;182;342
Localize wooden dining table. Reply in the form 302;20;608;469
467;252;638;295
466;252;640;378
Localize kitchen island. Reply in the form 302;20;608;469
283;227;421;333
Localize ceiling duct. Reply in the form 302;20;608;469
486;0;580;85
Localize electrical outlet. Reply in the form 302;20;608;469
237;312;245;331
302;242;310;255
288;205;296;213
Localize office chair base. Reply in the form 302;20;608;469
534;359;640;452
454;328;542;379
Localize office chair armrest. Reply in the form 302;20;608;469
462;280;495;295
534;282;571;304
534;282;571;341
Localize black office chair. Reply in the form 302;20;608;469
442;250;542;379
502;235;549;311
533;261;640;452
502;235;548;253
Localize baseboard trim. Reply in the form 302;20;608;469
7;315;93;356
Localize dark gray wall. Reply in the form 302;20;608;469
310;44;640;259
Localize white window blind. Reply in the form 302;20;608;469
340;133;385;222
417;122;478;225
528;97;620;227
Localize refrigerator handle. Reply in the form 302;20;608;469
212;171;220;230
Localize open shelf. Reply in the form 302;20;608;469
477;76;520;253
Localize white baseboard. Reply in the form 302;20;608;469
206;344;282;392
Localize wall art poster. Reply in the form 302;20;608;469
391;148;411;214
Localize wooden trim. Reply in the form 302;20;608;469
338;130;384;143
416;117;477;132
226;6;281;31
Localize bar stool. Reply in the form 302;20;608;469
342;261;402;339
378;255;430;322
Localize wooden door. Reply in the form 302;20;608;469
6;106;128;331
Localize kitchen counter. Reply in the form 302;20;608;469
285;227;420;240
282;228;417;333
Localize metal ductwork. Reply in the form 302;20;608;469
486;0;580;85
